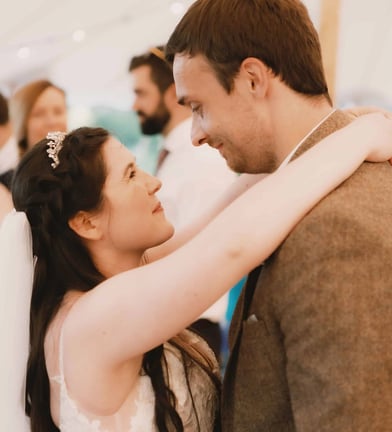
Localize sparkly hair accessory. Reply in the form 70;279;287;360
46;131;66;169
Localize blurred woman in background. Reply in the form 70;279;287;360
0;80;67;224
9;79;67;158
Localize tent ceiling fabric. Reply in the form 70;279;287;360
0;0;391;109
0;0;194;107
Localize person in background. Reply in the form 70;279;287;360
129;46;237;361
9;79;67;158
0;80;67;224
0;92;17;222
166;0;392;430
2;114;392;431
0;92;18;189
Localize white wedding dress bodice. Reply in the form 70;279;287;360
50;330;219;431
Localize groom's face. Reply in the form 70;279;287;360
173;53;277;174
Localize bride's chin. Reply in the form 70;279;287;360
154;222;175;247
166;223;175;240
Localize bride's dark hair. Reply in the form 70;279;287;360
12;127;220;432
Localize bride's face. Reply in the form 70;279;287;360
96;137;174;253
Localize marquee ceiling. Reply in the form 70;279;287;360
0;0;391;109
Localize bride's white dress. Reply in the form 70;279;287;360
0;212;219;431
51;329;219;431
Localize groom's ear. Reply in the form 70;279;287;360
240;57;271;99
68;211;102;241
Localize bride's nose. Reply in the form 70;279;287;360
143;171;162;194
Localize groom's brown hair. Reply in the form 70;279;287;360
166;0;331;104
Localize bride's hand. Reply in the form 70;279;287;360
344;105;392;121
339;113;392;164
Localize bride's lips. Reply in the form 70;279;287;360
153;202;163;213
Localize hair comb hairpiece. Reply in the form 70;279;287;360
46;131;66;169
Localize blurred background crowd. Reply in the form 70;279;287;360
1;0;392;170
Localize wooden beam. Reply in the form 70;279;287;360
318;0;341;104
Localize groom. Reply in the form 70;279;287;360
166;0;392;430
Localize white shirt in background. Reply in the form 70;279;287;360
157;117;237;322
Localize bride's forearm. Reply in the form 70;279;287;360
145;172;268;262
196;117;388;272
144;113;392;264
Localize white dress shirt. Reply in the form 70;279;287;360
157;117;237;322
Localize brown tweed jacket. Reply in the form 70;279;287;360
222;110;392;431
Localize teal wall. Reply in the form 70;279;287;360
89;107;162;174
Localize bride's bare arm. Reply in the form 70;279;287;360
143;171;268;263
69;113;392;363
145;111;392;262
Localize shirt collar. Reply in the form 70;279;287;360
277;108;337;171
163;117;193;153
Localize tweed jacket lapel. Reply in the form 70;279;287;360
291;109;351;161
227;265;263;351
228;109;350;353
